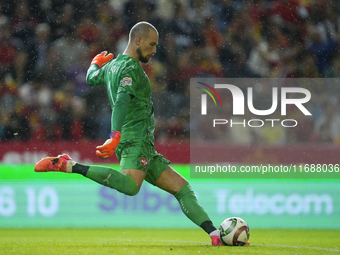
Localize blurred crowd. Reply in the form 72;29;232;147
0;0;340;145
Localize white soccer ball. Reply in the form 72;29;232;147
219;217;250;246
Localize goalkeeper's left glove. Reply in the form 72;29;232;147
96;131;121;159
91;51;114;68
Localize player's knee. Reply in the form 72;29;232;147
124;185;140;196
125;190;138;196
174;182;195;200
121;172;142;196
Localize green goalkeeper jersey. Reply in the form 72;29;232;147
86;54;155;145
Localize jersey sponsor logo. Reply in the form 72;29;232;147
122;77;132;86
141;157;148;168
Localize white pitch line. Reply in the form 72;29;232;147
257;244;340;252
110;238;340;252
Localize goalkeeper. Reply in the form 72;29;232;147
34;21;223;246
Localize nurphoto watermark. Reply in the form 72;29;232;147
190;78;340;178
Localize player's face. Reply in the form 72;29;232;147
137;29;158;63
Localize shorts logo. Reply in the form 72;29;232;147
141;157;148;168
122;77;132;86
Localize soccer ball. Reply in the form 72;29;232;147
219;217;250;246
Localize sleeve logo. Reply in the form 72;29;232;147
122;77;132;86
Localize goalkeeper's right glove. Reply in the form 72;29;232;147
96;131;121;159
91;51;114;68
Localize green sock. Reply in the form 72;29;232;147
175;183;216;234
74;164;138;196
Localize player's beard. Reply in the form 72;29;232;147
136;48;151;63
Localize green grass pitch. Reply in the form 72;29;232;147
1;229;339;255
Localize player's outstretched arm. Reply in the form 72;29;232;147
86;51;114;86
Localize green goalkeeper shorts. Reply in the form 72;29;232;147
115;141;171;186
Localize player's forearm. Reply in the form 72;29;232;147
86;64;101;86
111;92;131;132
